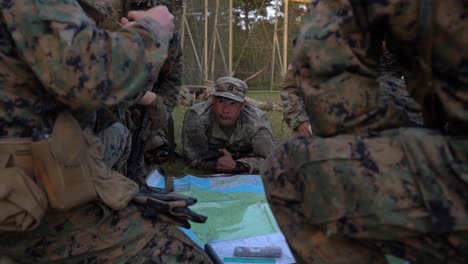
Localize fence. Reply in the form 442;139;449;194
176;0;309;91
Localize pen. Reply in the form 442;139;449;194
223;257;276;263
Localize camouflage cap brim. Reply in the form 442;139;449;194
213;91;245;102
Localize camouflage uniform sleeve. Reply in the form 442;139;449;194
280;69;309;130
153;33;183;113
237;112;275;174
1;0;170;110
181;108;215;170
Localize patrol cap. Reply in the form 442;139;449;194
213;77;248;102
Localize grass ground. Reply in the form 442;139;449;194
160;91;290;176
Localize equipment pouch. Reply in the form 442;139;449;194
0;140;48;232
31;111;97;210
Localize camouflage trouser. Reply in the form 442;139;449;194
0;203;212;263
261;128;468;264
98;122;131;172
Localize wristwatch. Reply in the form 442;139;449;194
233;162;243;174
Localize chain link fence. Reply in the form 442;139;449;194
176;0;309;91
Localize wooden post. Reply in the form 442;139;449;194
283;0;289;77
229;0;233;76
204;0;208;81
270;0;280;91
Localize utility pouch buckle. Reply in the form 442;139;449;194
31;111;97;210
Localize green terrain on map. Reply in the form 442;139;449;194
180;186;280;243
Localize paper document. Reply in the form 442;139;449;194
205;233;296;264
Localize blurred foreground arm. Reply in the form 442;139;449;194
1;2;173;110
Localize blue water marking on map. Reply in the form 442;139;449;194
148;172;265;194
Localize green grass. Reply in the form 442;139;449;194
248;91;282;103
160;92;290;176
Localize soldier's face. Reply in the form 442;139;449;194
212;96;245;128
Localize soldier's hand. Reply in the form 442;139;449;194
215;149;236;173
296;121;313;137
138;91;158;106
122;6;174;38
133;187;207;229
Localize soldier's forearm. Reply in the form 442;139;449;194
2;1;170;110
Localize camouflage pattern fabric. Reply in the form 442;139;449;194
98;122;132;173
280;68;309;132
80;0;155;180
145;32;183;160
377;50;423;127
280;50;423;134
262;0;468;263
153;33;183;114
0;0;169;137
83;0;179;169
0;203;211;263
182;100;275;174
0;0;212;262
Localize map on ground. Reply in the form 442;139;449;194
146;171;280;246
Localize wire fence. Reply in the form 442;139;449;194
176;0;309;91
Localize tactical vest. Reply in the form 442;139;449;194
0;112;96;231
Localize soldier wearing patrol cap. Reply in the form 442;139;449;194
182;77;275;174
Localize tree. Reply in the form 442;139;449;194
232;0;274;31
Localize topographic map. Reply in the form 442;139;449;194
147;171;280;245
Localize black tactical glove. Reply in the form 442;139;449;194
133;187;207;229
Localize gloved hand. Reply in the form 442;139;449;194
133;187;207;229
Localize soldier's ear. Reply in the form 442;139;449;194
212;96;216;104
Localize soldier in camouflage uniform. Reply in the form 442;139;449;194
281;64;313;137
144;30;183;165
83;0;181;176
0;1;212;263
262;1;468;263
182;77;275;174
